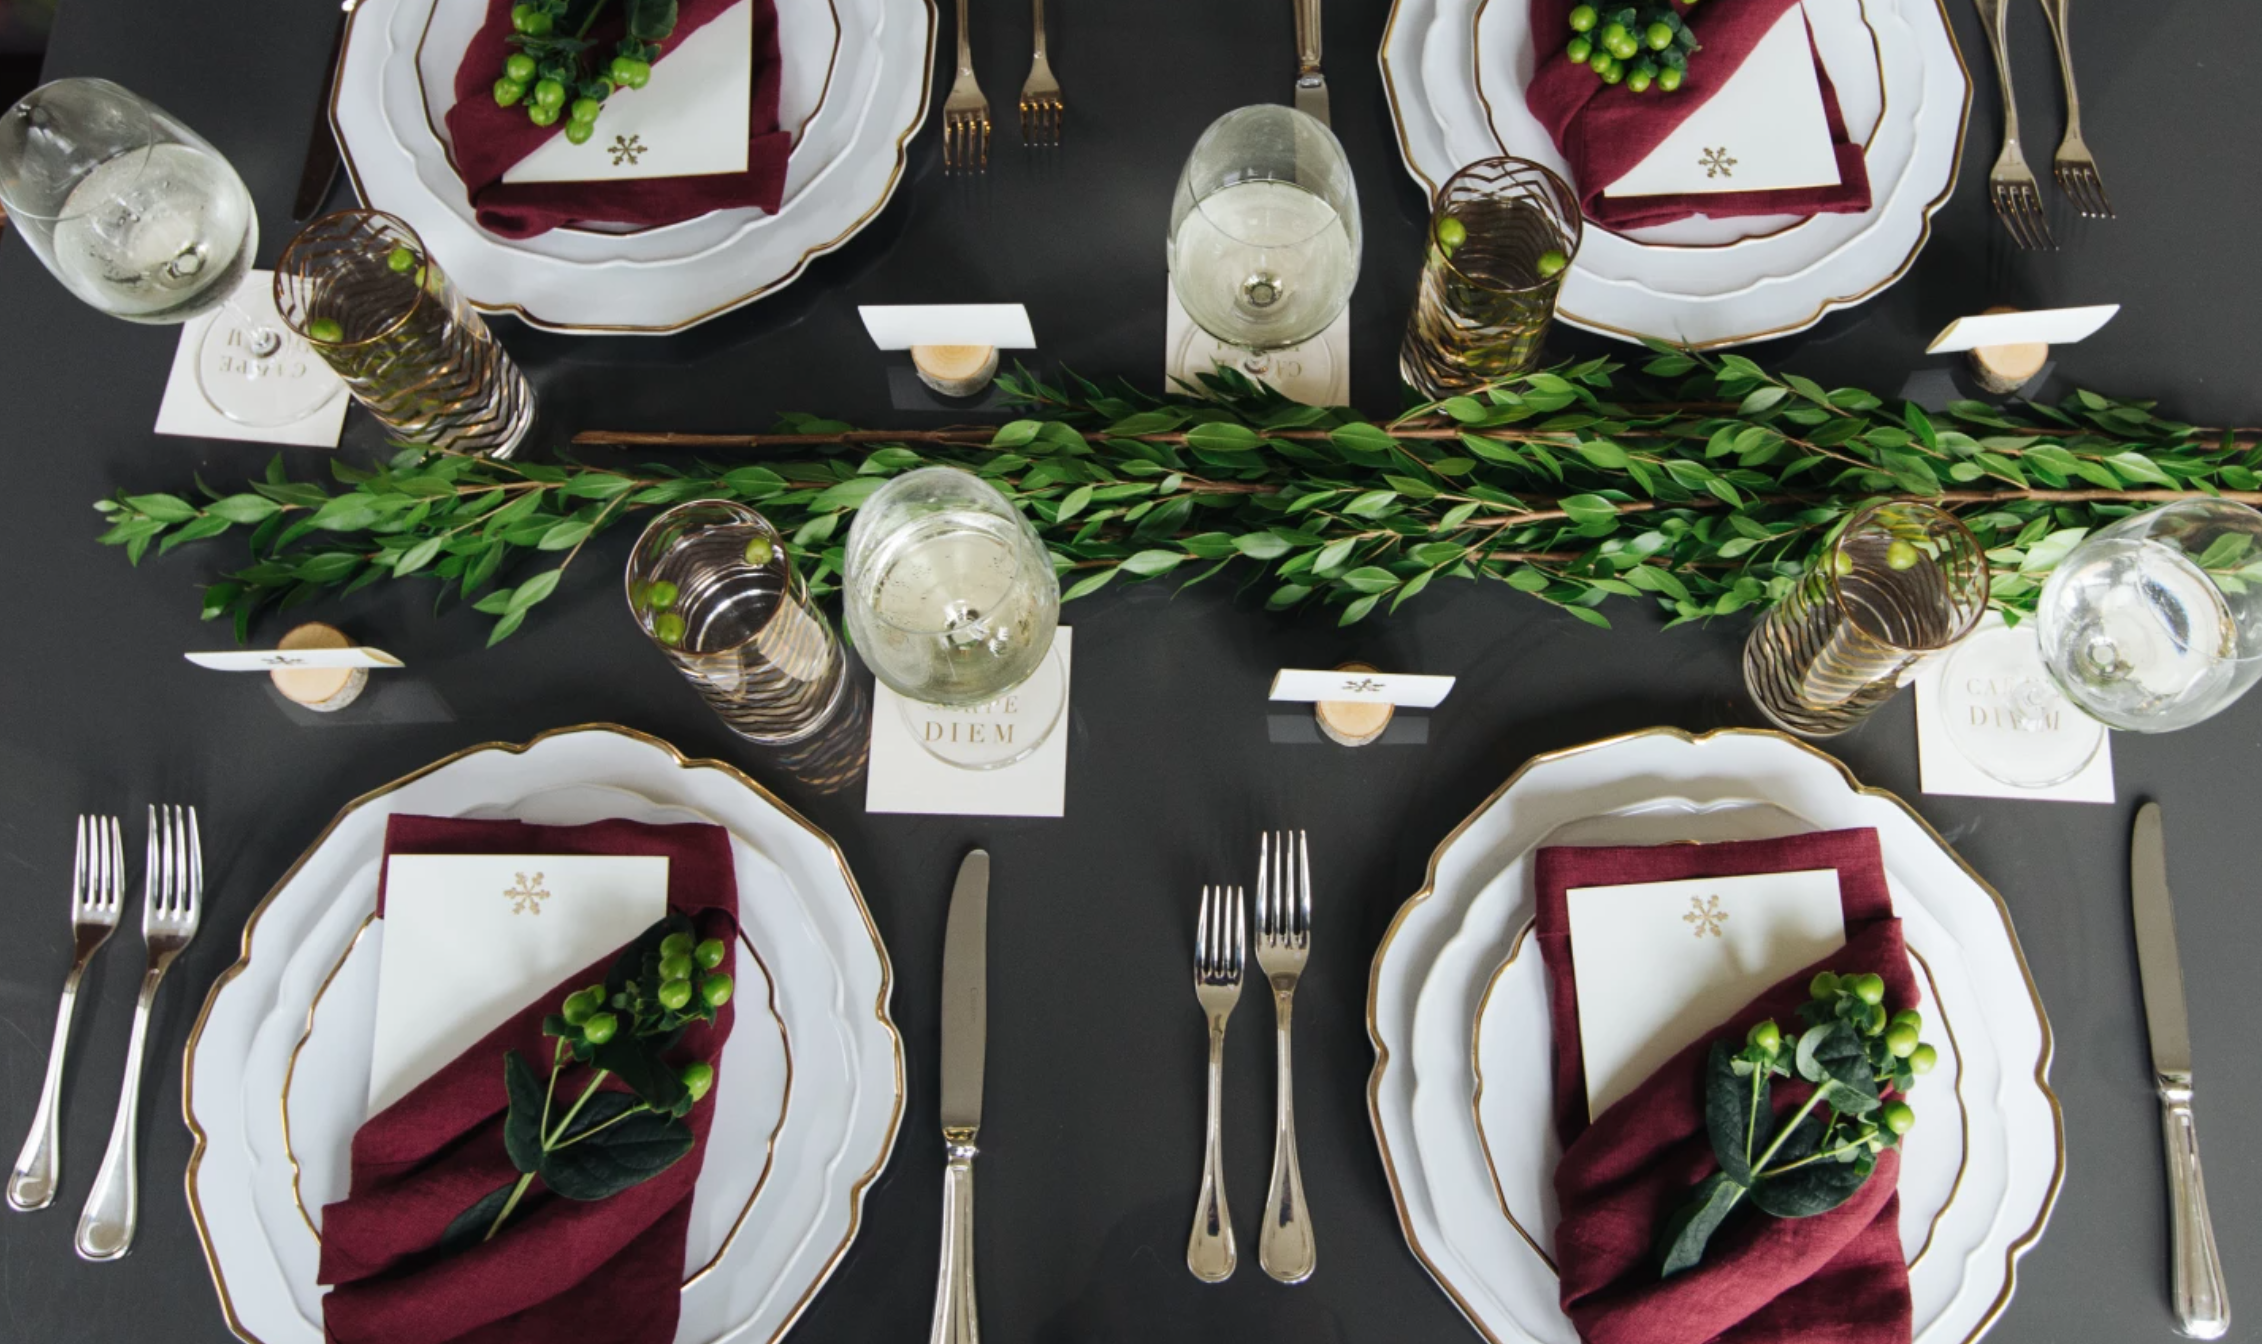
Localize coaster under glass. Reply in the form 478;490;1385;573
896;642;1067;771
196;289;345;427
1937;620;2106;789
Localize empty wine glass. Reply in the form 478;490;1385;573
842;467;1064;770
1167;105;1361;386
0;78;340;427
2036;499;2262;732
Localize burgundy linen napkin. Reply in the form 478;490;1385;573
1535;828;1916;1344
319;815;739;1344
1522;0;1872;230
443;0;790;239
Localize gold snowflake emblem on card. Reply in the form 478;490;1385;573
1699;147;1737;179
504;872;551;915
1341;677;1385;693
609;134;647;167
1683;893;1728;939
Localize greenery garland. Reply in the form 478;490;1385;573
95;343;2262;647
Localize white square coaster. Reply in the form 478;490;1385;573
1911;614;2115;804
865;628;1073;818
155;271;348;448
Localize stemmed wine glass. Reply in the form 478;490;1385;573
0;78;340;428
1167;105;1361;390
842;466;1066;770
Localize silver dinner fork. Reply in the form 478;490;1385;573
75;805;203;1262
2034;0;2112;217
1973;0;2054;249
7;817;125;1213
1018;0;1062;147
943;0;991;170
1255;831;1315;1284
1187;883;1244;1283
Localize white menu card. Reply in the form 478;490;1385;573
1603;5;1841;199
1567;868;1845;1119
367;854;669;1116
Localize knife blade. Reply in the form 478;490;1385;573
2131;802;2231;1339
1293;0;1330;125
930;849;988;1344
292;0;361;222
939;849;989;1133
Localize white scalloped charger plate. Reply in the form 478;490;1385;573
1367;728;2061;1344
185;726;904;1344
1378;0;1969;346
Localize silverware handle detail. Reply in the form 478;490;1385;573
75;966;163;1260
2034;0;2081;136
1030;0;1047;60
954;0;974;77
1187;1021;1236;1282
1972;0;2024;149
8;969;86;1212
1294;0;1322;75
928;1136;980;1344
2160;1081;2230;1339
1260;989;1314;1283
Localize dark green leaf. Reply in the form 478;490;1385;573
435;1180;521;1255
503;1051;547;1175
1658;1171;1746;1277
538;1108;694;1200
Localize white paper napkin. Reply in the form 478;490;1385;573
505;0;754;183
367;853;670;1115
155;271;348;448
865;628;1073;818
1603;5;1841;198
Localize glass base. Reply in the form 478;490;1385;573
897;643;1067;771
197;280;345;427
1939;622;2106;788
1168;321;1340;405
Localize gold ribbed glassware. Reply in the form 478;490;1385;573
1744;502;1989;737
1400;156;1582;397
626;501;851;746
272;210;533;458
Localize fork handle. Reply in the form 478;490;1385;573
2033;0;2082;137
75;965;164;1261
955;0;974;76
8;965;88;1212
1972;0;2026;152
1259;988;1315;1283
1030;0;1047;60
1186;1019;1236;1282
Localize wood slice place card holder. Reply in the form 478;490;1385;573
184;622;403;713
1926;304;2119;395
1269;662;1458;747
858;304;1038;400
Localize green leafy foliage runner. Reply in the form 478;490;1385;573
95;345;2262;646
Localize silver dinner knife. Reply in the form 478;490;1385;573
2132;803;2231;1339
1293;0;1329;125
930;849;989;1344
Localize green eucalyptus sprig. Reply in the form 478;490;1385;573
444;914;735;1251
1659;970;1937;1277
93;346;2262;646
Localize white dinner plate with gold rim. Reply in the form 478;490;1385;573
184;726;904;1344
1377;0;1969;346
1367;729;2062;1344
330;0;935;331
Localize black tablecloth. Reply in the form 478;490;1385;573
0;0;2256;1339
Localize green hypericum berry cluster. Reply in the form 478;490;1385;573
1565;2;1700;93
546;927;734;1094
633;577;686;647
491;0;666;146
1735;969;1936;1148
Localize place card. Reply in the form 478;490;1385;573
1910;613;2114;803
859;304;1038;351
1164;283;1349;406
865;628;1072;818
1568;868;1846;1119
1269;667;1456;708
1924;304;2120;355
368;854;670;1115
1602;6;1842;199
184;646;404;672
505;0;754;182
155;271;348;448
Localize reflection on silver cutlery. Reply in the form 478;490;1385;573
7;817;125;1213
943;0;991;170
930;849;989;1344
1187;883;1244;1283
1293;0;1329;126
1255;831;1315;1283
76;806;203;1262
1018;0;1062;146
2034;0;2112;217
1973;0;2054;249
2131;803;2230;1339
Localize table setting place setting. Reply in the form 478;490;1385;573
0;0;2255;1338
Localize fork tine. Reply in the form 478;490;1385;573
106;817;123;910
1256;832;1272;938
1296;830;1312;942
143;805;159;924
1197;884;1212;975
73;816;88;911
1232;885;1245;974
187;806;203;914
